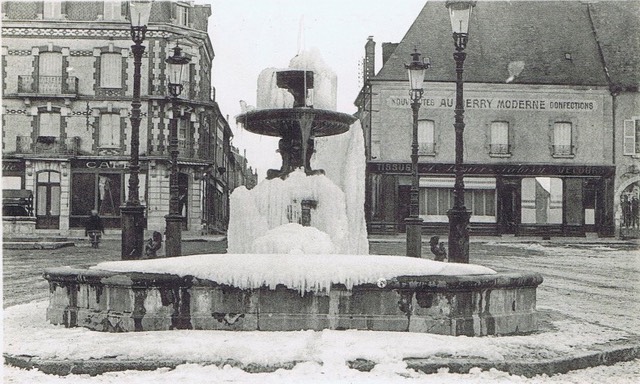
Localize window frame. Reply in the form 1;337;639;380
623;118;639;157
489;120;511;157
552;121;575;158
98;113;121;149
417;119;435;156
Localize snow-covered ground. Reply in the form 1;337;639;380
4;240;639;383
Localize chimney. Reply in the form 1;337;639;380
364;36;376;81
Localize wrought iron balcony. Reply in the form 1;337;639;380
18;75;79;96
490;144;512;156
15;136;80;156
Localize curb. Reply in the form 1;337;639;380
2;241;75;250
5;341;640;378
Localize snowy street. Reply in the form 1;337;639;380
3;237;640;382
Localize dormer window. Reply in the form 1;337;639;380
176;4;188;26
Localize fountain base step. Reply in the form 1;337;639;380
44;268;542;336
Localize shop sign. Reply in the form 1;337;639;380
387;96;597;112
368;162;614;177
2;161;25;175
71;160;148;170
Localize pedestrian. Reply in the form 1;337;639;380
85;209;105;248
621;195;630;228
631;195;639;229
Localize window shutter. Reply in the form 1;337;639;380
623;120;637;155
100;53;122;88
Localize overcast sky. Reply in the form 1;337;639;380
208;0;427;179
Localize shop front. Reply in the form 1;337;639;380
69;159;147;229
367;162;615;237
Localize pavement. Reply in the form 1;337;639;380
3;233;639;378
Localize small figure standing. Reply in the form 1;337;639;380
621;195;631;228
631;196;639;229
85;209;104;248
145;231;163;259
429;236;447;262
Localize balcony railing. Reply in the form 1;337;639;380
490;144;511;155
18;75;79;95
552;145;574;156
16;136;80;156
418;142;436;155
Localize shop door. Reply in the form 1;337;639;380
397;185;411;232
36;171;61;229
499;180;520;234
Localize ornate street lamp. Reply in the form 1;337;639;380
445;0;475;263
164;43;191;257
405;48;430;258
121;0;152;260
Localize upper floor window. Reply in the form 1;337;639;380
417;119;435;155
553;122;573;157
100;53;122;89
99;113;121;148
490;121;510;156
43;1;63;19
38;51;63;94
39;112;61;137
103;1;122;21
176;4;189;26
623;119;640;156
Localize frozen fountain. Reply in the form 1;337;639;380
43;49;542;336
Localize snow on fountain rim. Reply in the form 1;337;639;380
92;254;496;294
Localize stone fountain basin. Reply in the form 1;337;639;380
235;108;356;137
43;254;542;336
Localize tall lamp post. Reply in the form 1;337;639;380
445;0;475;263
121;0;152;260
405;48;430;258
164;43;190;257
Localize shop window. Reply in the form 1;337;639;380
419;177;496;223
553;122;573;157
70;173;121;217
417;120;435;155
99;113;121;148
521;177;563;224
490;121;510;156
100;53;122;89
623;118;640;156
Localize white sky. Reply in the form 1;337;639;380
207;1;427;179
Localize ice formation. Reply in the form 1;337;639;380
256;48;337;110
229;47;368;255
94;254;497;295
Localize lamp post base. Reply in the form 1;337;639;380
447;207;471;263
405;217;424;258
121;205;145;260
165;214;183;257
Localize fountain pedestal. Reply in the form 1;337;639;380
44;265;542;336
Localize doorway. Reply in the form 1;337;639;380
36;171;61;229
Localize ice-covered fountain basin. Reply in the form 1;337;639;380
44;254;542;336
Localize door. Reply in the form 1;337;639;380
36;171;61;229
498;178;520;234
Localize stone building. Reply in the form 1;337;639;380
356;1;639;238
1;0;250;236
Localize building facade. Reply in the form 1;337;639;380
2;0;250;236
356;1;639;238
